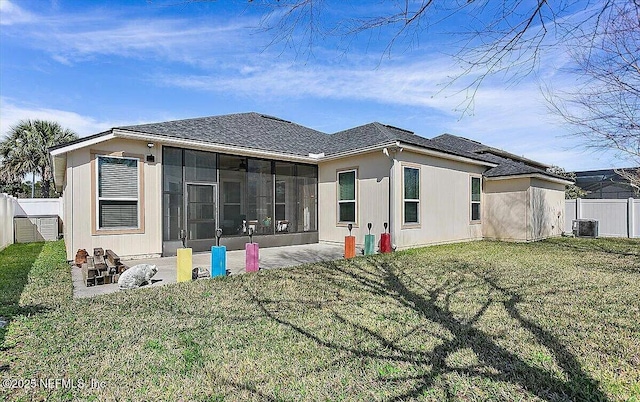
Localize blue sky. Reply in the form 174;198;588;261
0;0;629;170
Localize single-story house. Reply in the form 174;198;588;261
50;112;572;260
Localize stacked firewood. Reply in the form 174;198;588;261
77;248;128;287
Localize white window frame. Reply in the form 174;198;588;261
402;165;421;226
470;175;482;223
337;168;358;225
96;155;140;230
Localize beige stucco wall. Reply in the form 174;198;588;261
483;178;530;241
318;149;486;249
528;178;565;240
484;177;565;241
392;151;485;248
318;151;390;244
63;138;162;260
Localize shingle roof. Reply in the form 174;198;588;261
431;133;566;180
325;123;496;163
117;112;328;157
60;112;564;182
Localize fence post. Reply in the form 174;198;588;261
576;198;582;220
628;198;634;238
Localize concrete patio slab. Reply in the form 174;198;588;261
72;242;344;298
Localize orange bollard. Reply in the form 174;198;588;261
345;236;356;258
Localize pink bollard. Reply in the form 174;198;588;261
245;243;259;272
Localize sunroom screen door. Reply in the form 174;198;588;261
186;183;217;242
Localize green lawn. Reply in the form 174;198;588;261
1;238;639;401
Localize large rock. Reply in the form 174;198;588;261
118;264;158;290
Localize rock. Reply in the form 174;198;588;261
192;266;210;280
74;249;88;267
118;264;158;290
0;316;8;329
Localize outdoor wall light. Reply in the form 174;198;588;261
146;142;156;162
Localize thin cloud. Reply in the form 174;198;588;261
0;98;128;138
0;0;36;25
1;5;259;66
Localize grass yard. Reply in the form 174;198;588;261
1;238;639;401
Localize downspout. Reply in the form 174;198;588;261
383;142;402;247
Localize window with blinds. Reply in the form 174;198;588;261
98;156;139;228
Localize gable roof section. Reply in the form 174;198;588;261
431;133;568;182
117;112;328;157
325;123;496;165
432;134;549;169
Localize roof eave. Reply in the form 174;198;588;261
399;143;498;167
485;173;573;185
319;142;397;162
113;129;320;164
320;141;499;167
50;132;117;156
51;153;66;192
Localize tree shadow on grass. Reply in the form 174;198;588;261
0;242;48;366
242;257;609;401
544;237;640;258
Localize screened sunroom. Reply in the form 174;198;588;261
162;146;318;255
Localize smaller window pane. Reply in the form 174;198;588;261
405;201;419;224
404;167;419;200
339;202;356;222
185;150;216;182
471;177;481;202
224;182;241;203
298;165;316;178
163;148;183;193
338;171;356;201
100;200;138;228
99;157;138;198
471;203;481;221
276;181;286;203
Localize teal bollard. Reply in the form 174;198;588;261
364;234;375;255
211;246;227;277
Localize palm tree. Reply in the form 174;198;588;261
0;120;77;198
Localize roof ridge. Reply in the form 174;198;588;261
117;112;259;129
371;122;399;142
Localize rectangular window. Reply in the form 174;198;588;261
337;169;357;223
403;166;420;224
471;176;481;221
98;156;139;229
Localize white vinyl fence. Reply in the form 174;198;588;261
565;198;640;238
14;197;64;217
0;196;64;249
1;193;18;251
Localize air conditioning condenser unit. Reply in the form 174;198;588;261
572;219;599;238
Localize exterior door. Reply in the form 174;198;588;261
186;183;217;252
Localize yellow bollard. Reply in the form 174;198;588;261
177;248;193;282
